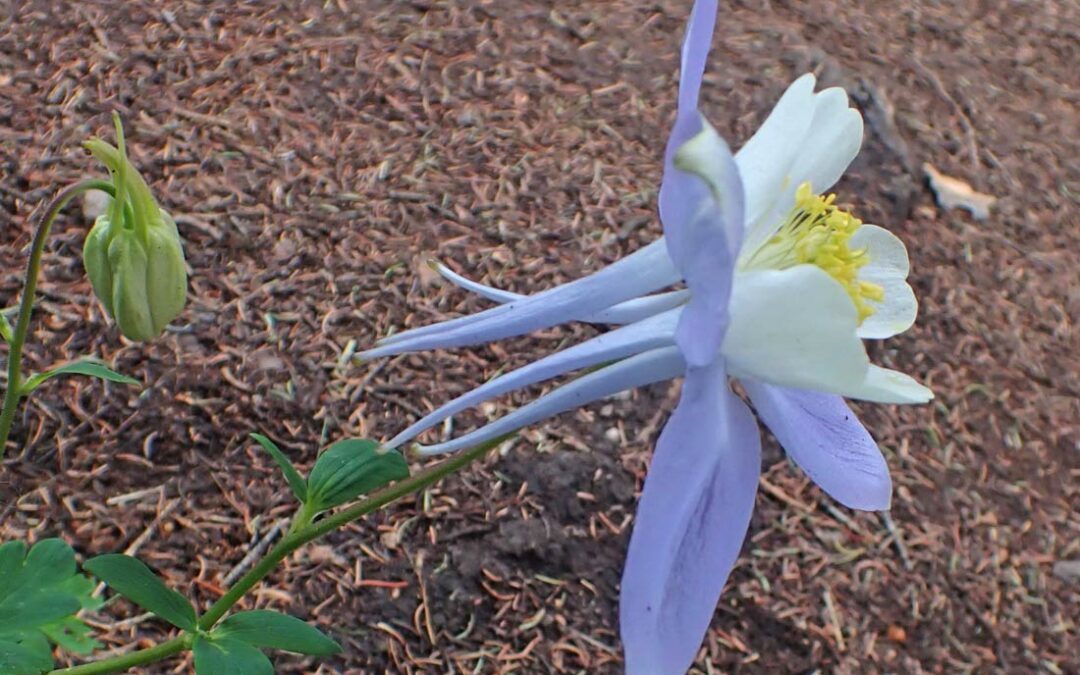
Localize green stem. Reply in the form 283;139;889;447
285;500;317;538
50;434;509;674
52;636;189;675
198;435;507;628
0;179;115;457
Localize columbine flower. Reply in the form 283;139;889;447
363;0;930;671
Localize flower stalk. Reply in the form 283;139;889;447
359;1;932;671
0;179;116;457
49;434;509;674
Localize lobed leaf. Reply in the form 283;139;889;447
0;539;104;671
0;591;80;632
41;616;100;655
0;635;54;675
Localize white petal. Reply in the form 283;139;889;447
723;265;869;393
851;225;918;339
735;74;817;246
737;84;865;263
786;87;864;197
845;365;933;404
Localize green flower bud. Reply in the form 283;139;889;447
82;115;187;341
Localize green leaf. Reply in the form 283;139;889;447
249;433;307;503
54;573;104;612
214;610;341;656
193;635;273;675
41;616;101;655
21;360;139;395
0;590;80;631
0;635;54;675
306;439;409;512
0;313;12;344
83;554;196;631
0;541;29;600
0;540;25;563
0;538;102;670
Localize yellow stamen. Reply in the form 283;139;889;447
743;183;884;322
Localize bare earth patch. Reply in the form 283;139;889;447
1;1;1076;673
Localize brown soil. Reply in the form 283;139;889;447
1;1;1076;673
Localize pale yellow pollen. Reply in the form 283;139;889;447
743;183;884;322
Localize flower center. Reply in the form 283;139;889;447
741;183;884;323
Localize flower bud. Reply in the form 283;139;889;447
83;115;187;341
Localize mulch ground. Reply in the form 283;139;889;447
1;1;1077;673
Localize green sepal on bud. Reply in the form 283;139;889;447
83;114;187;341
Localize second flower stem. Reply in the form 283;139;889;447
52;434;510;675
0;179;115;457
199;437;506;628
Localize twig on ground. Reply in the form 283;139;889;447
881;511;913;571
222;520;287;586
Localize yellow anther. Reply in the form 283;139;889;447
743;182;883;322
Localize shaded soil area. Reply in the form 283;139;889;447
1;0;1076;673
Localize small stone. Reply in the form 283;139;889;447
82;188;110;222
923;163;996;221
380;530;400;550
456;108;478;126
250;351;285;371
1051;559;1080;582
302;544;346;566
886;624;907;643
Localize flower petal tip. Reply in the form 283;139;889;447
673;118;732;172
412;443;442;458
357;343;396;361
369;335;398;349
843;473;893;512
793;71;817;90
672;118;741;213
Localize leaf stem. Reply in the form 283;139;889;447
198;436;506;628
51;636;190;675
49;435;509;674
0;179;115;457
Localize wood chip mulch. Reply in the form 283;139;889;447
1;1;1076;673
